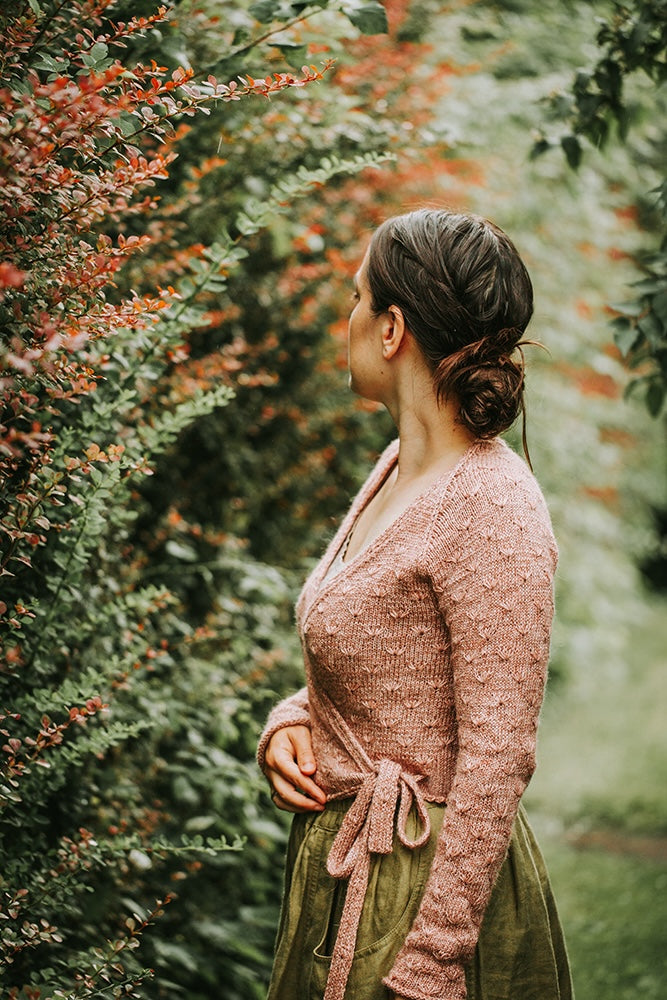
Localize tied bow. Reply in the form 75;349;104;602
322;759;431;1000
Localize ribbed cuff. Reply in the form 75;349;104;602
383;957;467;1000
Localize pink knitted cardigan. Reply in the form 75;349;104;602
258;436;558;1000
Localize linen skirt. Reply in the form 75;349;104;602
266;798;573;1000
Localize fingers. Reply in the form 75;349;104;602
292;726;317;775
264;726;327;813
265;765;325;813
265;726;326;806
276;758;325;804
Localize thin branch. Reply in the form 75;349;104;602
204;8;322;71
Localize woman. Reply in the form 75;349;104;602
257;209;573;1000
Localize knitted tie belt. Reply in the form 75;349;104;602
322;758;431;1000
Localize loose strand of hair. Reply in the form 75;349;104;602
516;344;533;472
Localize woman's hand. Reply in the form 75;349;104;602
264;724;326;813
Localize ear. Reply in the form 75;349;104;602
381;305;407;360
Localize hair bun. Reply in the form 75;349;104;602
434;342;525;438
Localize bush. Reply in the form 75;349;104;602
0;1;394;995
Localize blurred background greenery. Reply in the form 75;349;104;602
0;0;665;998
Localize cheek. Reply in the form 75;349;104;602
347;308;360;347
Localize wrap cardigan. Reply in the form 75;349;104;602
258;436;558;1000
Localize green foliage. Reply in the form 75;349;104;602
248;0;388;35
2;1;665;998
533;0;667;414
235;152;395;236
80;545;302;1000
0;0;396;996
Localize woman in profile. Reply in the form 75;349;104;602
257;208;573;1000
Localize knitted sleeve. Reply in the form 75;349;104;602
384;473;557;1000
256;687;311;774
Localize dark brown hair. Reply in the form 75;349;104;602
366;209;534;442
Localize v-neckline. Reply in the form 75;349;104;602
307;437;483;611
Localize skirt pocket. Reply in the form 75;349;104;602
308;805;435;1000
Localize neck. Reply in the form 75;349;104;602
385;385;476;484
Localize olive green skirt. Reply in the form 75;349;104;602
267;799;573;1000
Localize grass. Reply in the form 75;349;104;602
526;595;667;1000
537;830;667;1000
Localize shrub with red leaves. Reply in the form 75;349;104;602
0;0;391;996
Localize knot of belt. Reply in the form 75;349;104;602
322;758;431;1000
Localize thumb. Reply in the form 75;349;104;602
291;727;317;774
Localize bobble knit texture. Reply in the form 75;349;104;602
258;437;558;1000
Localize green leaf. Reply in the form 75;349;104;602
608;300;643;317
152;940;200;972
613;322;640;357
185;815;217;833
631;278;663;294
89;42;109;61
155;34;192;69
345;0;388;35
33;54;65;73
560;134;582;169
652;290;667;326
638;312;664;348
118;113;139;137
249;0;278;21
646;379;665;417
275;42;308;66
530;137;551;160
164;540;198;562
